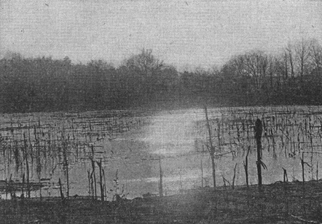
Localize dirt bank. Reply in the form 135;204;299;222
1;180;322;223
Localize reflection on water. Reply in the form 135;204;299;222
141;109;217;155
1;107;322;200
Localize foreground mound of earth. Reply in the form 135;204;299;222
1;180;322;224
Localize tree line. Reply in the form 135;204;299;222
0;39;321;113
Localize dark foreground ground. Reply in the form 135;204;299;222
1;180;322;224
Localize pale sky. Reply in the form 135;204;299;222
1;0;321;69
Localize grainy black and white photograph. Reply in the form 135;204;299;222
1;0;322;223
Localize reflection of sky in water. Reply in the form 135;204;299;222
141;109;218;155
130;109;221;195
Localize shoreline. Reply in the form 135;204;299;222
1;180;322;223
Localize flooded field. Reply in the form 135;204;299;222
1;106;322;200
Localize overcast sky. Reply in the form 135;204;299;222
1;0;321;69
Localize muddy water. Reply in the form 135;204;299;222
1;107;322;200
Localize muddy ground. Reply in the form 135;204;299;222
1;180;322;224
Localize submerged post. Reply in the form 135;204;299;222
255;119;263;188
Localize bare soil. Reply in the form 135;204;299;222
1;180;322;224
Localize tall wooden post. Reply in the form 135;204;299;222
255;119;263;188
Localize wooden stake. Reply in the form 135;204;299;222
255;119;263;188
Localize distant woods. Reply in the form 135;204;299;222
1;39;322;113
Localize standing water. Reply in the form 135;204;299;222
1;106;322;200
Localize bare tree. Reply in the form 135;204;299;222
309;39;322;71
294;39;311;79
285;44;296;78
125;49;164;78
